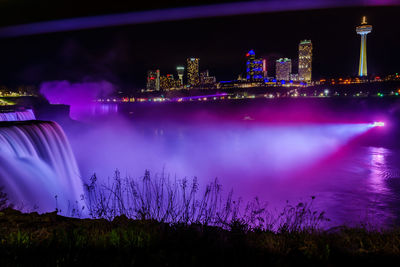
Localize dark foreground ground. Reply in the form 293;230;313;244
0;209;399;266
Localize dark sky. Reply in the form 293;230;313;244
0;3;398;90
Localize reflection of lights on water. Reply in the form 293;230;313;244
369;147;388;194
93;103;119;115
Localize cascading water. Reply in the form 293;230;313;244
0;120;85;214
0;109;36;121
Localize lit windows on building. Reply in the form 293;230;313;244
298;40;312;82
160;74;178;90
200;70;217;88
159;76;168;90
262;59;268;79
146;70;160;91
276;58;292;81
246;50;264;82
176;66;185;87
187;58;200;87
200;70;216;84
289;73;299;81
202;76;217;85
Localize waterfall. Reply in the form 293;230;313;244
0;109;36;121
0;121;84;214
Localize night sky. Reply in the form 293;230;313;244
0;2;398;90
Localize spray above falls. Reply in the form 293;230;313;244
40;80;115;120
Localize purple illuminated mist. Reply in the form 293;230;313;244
40;80;115;120
57;99;391;227
8;78;391;227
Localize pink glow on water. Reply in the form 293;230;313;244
15;91;394;226
66;116;371;211
57;97;400;227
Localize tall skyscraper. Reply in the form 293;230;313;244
356;16;372;77
176;66;185;87
298;40;312;82
246;50;264;82
276;58;292;81
146;70;160;91
187;58;200;87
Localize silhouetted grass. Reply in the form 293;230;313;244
83;170;328;232
1;172;399;266
0;186;13;210
0;208;400;266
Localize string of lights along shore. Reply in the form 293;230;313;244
145;16;373;91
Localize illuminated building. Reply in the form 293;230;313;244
160;74;177;90
385;73;400;81
356;16;372;77
246;50;264;82
146;70;160;91
262;59;268;79
176;66;185;87
187;58;200;87
159;75;168;90
289;73;299;81
275;58;292;81
200;70;217;88
298;40;312;82
237;74;245;81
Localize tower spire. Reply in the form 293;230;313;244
361;16;367;25
356;16;372;77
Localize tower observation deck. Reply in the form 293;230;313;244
356;16;372;77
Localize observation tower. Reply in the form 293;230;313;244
356;16;372;77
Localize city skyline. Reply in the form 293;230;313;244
145;39;313;89
0;6;398;89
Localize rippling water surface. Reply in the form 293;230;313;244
306;146;400;227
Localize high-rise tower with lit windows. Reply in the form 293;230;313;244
187;58;200;87
275;58;292;81
176;66;185;86
146;70;160;91
246;50;264;82
298;40;312;82
356;16;372;77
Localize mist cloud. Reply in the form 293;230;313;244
40;80;115;120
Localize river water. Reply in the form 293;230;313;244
62;99;400;228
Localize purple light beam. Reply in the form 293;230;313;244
0;0;398;38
